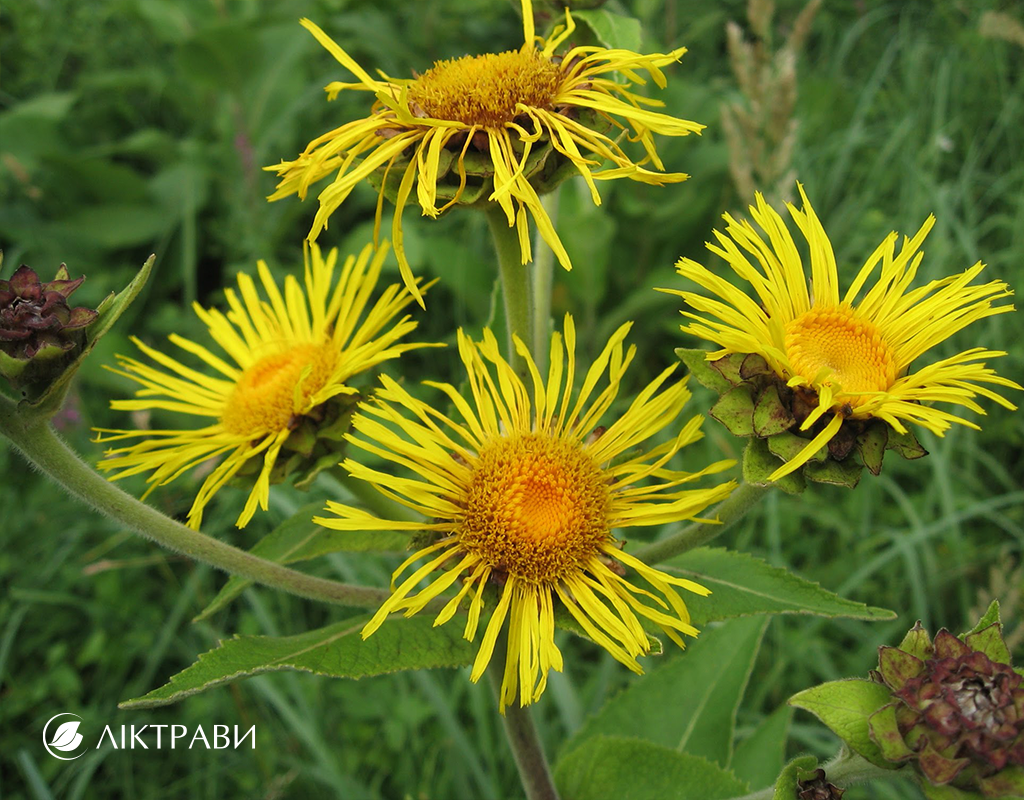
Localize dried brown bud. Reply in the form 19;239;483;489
796;768;845;800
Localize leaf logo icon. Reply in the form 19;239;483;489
49;720;83;751
43;714;86;760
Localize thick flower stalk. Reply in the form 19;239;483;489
868;613;1024;797
317;315;735;711
663;185;1020;481
95;242;433;530
266;0;703;305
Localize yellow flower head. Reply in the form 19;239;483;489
266;0;703;306
663;186;1021;480
95;242;434;530
317;315;735;710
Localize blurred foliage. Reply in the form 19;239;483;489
1;0;1023;798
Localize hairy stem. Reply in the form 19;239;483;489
634;482;770;565
0;395;389;609
487;631;561;800
485;204;533;372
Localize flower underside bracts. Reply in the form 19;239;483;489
316;314;736;711
95;242;434;530
663;185;1020;490
868;606;1024;797
266;0;704;306
0;261;98;391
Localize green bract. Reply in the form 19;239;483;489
677;348;929;494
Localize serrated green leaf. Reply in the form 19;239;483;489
805;457;863;488
572;10;643;52
789;680;896;767
712;384;757;437
731;704;793;790
194;503;410;622
771;755;818;800
676;348;733;393
120;615;475;709
555;736;749;800
561;617;767;767
744;437;805;494
666;548;896;626
753;385;796;437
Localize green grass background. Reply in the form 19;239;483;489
1;0;1022;797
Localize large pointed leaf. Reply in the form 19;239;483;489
555;736;748;800
731;704;793;789
562;617;767;766
665;547;895;626
194;503;410;621
121;615;476;709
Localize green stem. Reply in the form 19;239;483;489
0;395;389;610
485;204;533;370
729;750;907;800
487;630;561;800
531;190;560;375
633;482;770;565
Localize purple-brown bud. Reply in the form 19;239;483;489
867;608;1024;796
0;262;98;389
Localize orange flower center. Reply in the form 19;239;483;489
222;343;337;437
784;306;897;403
408;50;560;128
458;433;610;582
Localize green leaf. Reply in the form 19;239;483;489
731;704;793;790
120;615;476;709
555;736;749;800
753;385;796;437
789;679;896;767
562;617;768;767
666;548;896;626
194;503;410;622
744;436;806;494
711;384;757;437
572;10;643;52
771;755;818;800
676;348;732;394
